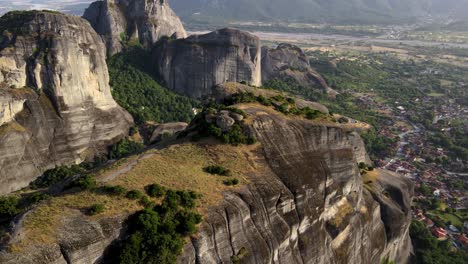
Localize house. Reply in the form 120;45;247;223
432;227;448;239
423;218;434;228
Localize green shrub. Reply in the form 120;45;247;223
31;165;86;189
139;196;153;208
224;178;240;186
68;175;96;191
26;192;50;204
256;95;272;106
110;189;203;264
126;190;144;200
88;203;105;216
221;124;255;145
109;138;144;160
0;196;20;218
176;190;198;209
101;185;127;196
204;165;231;176
145;184;166;198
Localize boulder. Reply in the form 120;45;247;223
83;0;187;55
216;112;235;132
149;122;188;143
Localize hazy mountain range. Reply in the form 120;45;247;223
170;0;468;24
1;0;468;24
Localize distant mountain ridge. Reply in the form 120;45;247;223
170;0;468;24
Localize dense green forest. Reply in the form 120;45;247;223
108;47;198;125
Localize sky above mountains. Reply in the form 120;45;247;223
0;0;93;15
1;0;468;24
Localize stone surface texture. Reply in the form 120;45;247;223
262;43;337;96
149;122;188;143
83;0;187;55
0;11;133;194
0;105;412;264
154;28;262;99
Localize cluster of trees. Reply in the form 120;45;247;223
410;220;468;264
108;47;198;124
30;165;86;189
361;129;398;161
430;131;468;161
108;138;145;160
203;165;231;176
104;189;202;264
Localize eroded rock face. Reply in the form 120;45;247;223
149;122;188;143
154;28;262;99
262;43;337;96
0;105;412;263
178;106;412;264
83;0;187;55
0;11;133;194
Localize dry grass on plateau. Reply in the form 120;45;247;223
12;143;261;251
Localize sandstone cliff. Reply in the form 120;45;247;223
178;105;412;264
0;99;412;264
262;43;337;96
0;11;133;194
83;0;187;55
153;28;262;99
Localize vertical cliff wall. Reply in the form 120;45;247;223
0;104;412;263
178;105;413;264
0;11;133;194
154;28;262;99
83;0;187;55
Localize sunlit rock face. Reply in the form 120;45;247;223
0;11;133;194
153;28;262;99
83;0;187;55
177;106;413;264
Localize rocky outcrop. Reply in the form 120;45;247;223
149;122;188;143
0;211;126;264
0;103;412;263
153;28;262;99
0;11;133;194
177;105;412;264
83;0;187;55
262;43;337;96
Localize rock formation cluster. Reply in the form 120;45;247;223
0;2;413;264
